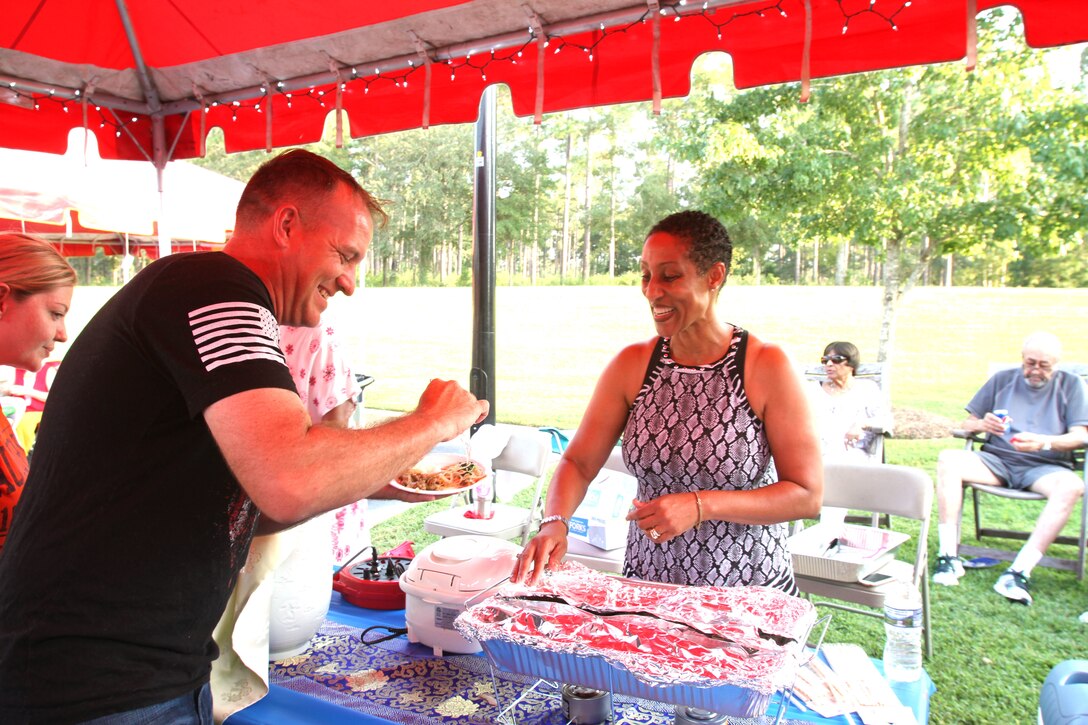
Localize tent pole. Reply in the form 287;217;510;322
470;87;497;429
154;150;171;258
114;0;172;258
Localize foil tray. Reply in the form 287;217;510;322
790;522;909;582
478;638;772;718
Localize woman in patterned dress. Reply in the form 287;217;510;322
513;211;822;592
0;233;76;555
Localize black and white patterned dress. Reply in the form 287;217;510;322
621;327;797;593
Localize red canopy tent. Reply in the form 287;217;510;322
0;141;242;258
2;1;1085;164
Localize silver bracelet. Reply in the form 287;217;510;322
539;514;569;532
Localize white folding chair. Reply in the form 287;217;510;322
792;461;934;658
423;429;552;545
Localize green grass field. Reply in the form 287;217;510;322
66;283;1088;724
318;284;1088;428
67;284;1088;426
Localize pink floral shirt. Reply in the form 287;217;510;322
279;322;367;565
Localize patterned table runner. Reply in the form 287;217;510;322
269;620;803;724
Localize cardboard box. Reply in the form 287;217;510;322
789;522;909;582
568;471;637;551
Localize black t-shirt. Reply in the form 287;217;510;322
0;252;297;723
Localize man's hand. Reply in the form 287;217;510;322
415;379;490;441
1009;432;1050;453
978;411;1011;436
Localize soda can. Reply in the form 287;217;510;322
994;409;1009;431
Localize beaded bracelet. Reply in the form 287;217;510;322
693;491;703;527
539;514;570;532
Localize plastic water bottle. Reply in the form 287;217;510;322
882;583;923;682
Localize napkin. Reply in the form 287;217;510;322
466;424;514;503
210;531;291;723
210;513;336;723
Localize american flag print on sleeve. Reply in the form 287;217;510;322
188;301;286;372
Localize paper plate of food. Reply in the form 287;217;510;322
390;453;491;496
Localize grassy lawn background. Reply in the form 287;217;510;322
325;284;1088;427
65;283;1088;724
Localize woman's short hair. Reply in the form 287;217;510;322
235;148;388;231
648;210;732;279
823;341;860;372
0;233;78;298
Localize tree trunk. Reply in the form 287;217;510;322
456;226;463;280
608;148;616;278
834;239;849;285
921;236;929;286
582;128;593;282
532;171;540;286
561;133;573;284
876;237;901;366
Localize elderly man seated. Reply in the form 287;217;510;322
932;331;1088;605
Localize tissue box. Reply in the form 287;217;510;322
568;471;637;551
789;522;909;582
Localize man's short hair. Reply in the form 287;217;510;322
235;149;388;230
1022;331;1061;360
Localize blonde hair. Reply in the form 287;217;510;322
0;233;78;297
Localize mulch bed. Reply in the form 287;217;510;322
890;408;958;440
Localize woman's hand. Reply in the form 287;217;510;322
625;492;700;543
511;520;568;585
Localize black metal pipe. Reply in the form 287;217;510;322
470;87;497;428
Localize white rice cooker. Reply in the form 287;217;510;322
399;535;521;655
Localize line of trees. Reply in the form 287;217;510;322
183;10;1086;358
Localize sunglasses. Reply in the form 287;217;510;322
821;355;848;365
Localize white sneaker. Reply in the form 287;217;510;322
993;569;1032;605
932;555;965;586
1079;611;1088;624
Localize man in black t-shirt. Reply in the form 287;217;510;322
0;150;488;724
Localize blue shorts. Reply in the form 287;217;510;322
976;450;1074;491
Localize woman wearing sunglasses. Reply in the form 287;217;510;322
0;233;77;555
810;341;891;462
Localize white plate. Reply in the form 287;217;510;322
389;453;490;496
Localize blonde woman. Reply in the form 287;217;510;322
0;233;76;554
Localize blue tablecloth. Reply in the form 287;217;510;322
228;593;934;725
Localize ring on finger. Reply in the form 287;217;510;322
649;527;660;540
